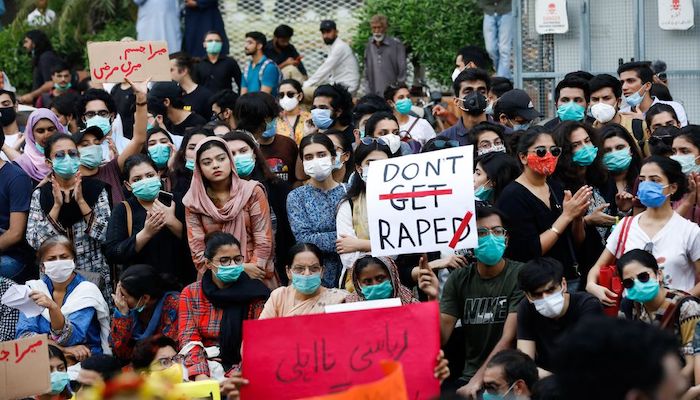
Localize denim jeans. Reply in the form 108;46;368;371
0;255;24;279
483;11;514;79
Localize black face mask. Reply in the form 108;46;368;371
460;92;487;116
0;106;16;127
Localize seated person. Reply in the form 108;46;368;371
132;334;185;384
39;345;72;400
482;349;538;400
110;264;180;362
17;236;110;361
75;354;121;396
0;276;20;341
178;232;270;381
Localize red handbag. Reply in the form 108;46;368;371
598;216;633;317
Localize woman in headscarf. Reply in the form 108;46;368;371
183;136;278;288
6;108;65;185
345;256;438;304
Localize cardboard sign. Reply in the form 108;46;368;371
301;361;408;400
366;146;477;257
0;335;50;399
659;0;695;30
240;302;440;399
87;41;170;83
535;0;569;34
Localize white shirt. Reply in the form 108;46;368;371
606;212;700;292
620;96;689;127
0;132;20;161
399;115;436;146
303;38;360;94
336;200;368;285
27;8;56;26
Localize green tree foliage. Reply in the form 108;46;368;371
351;0;484;87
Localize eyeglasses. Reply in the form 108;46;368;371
278;91;299;99
476;226;507;237
54;149;79;159
34;126;57;134
84;110;110;119
432;139;460;149
648;135;674;146
289;264;322;275
360;136;390;147
622;271;652;289
529;146;562;158
152;354;185;369
215;255;244;266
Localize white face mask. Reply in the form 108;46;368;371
381;133;402;154
279;96;299;112
43;259;76;283
303;156;334;181
451;67;462;82
360;167;369;182
533;287;565;318
590;102;617;123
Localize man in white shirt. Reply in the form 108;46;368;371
618;61;688;126
27;0;56;26
303;20;360;98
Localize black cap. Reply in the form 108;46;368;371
73;125;104;143
496;89;542;120
148;81;183;100
320;20;336;32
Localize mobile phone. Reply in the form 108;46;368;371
157;190;173;207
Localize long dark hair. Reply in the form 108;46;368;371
287;242;324;267
119;264;180;300
600;123;642;189
475;152;521;203
222;130;277;183
642;155;688;202
173;128;214;176
553;121;608;190
341;139;392;204
26;30;53;67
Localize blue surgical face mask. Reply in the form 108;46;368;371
130;176;161;201
52;154;81;179
512;122;530;131
292;273;322;295
362;280;394;300
261;119;277;139
79;144;103;169
474;234;506;266
637;180;669;208
234;153;256;177
50;371;70;394
148;144;171;168
572;145;598;167
311;108;334;130
185;159;195;171
86;115;112;136
556;102;585;122
603;148;632;172
333;152;344;170
626;277;660;303
215;265;245;283
624;87;646;108
474;184;494;202
671;154;700;175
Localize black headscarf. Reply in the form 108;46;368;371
201;269;270;369
39;178;106;228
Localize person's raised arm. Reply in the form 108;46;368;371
118;78;150;171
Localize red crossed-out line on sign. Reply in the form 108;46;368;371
378;189;453;200
449;210;474;249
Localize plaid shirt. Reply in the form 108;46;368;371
0;278;19;341
178;281;264;379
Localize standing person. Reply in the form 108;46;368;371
240;32;280;96
170;52;213;119
20;30;63;103
26;134;113;301
183;0;229;58
183;137;278;288
0;90;22;160
10;108;65;184
287;134;347;287
543;77;591;130
134;0;182;54
275;79;310;144
193;31;242;93
363;14;407;96
384;82;435;146
442;68;490;146
477;0;513;79
302;20;360;97
264;24;308;82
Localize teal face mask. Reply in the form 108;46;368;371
481;383;515;400
474;234;506;266
395;98;413;115
556;102;585;122
206;41;223;54
86;115;112;136
234;153;256;177
572;145;598;166
185;159;195;171
603;148;632;172
52;154;80;179
475;184;494;202
292;273;322;295
79;144;103;169
148;144;171;168
54;82;72;92
50;371;70;394
362;280;394;300
35;142;45;155
215;265;245;283
130;176;161;201
131;297;146;313
626;277;660;303
261;119;277;139
359;129;366;139
671;154;700;175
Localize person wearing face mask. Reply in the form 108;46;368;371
645;103;681;153
275;79;310;144
346;255;437;303
235;92;298;185
50;92;80;135
260;242;347;318
78;88;134;161
516;257;603;377
287;134;347;287
35;63;76;109
131;334;183;376
193;31;241;93
439;206;526;398
618;61;687;127
443;68;490;146
469;122;508;158
325;130;354;183
9;108;65;184
26;134;113;303
586;156;700;306
473;152;520;205
0;90;22;161
110;264;181;362
493;89;542;134
599;124;643;214
451;46;493;82
543;77;592;130
224;130;294;285
364;111;412;156
170;128;214;197
17;236;111;361
363;14;407;96
385;82;435;146
672;126;700;224
179;232;270;380
481;349;538;400
104;155;193;286
39;344;72;400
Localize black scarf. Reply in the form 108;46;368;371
201;270;270;369
39;178;106;228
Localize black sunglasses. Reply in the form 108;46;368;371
54;149;79;159
648;135;674;146
278;91;299;99
531;146;562;158
622;271;651;289
360;136;390;147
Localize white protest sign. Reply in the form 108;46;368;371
535;0;569;34
366;146;477;257
659;0;694;30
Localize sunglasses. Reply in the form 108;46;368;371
35;126;57;135
432;139;460;149
648;135;674;146
278;91;299;99
529;146;562;157
54;149;79;159
360;136;390;147
622;271;652;289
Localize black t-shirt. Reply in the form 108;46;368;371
193;56;242;93
517;292;603;371
183;85;214;120
110;84;135;139
263;42;307;76
170;112;208;137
